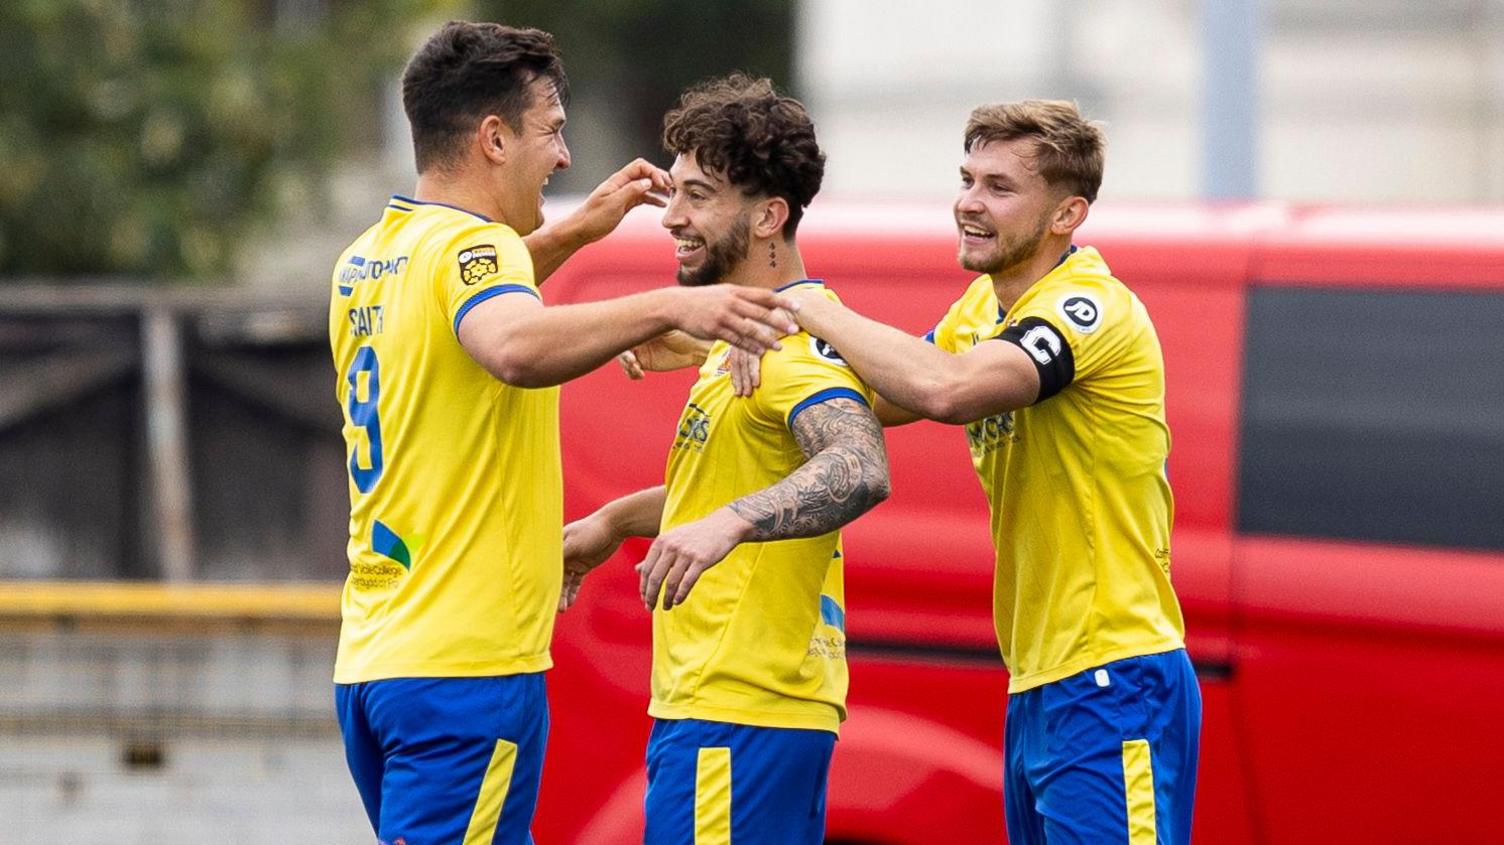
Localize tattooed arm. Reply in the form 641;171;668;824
727;398;891;538
637;398;890;610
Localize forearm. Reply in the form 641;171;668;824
487;289;677;387
875;395;923;427
601;485;668;539
522;215;591;284
726;446;890;542
799;304;978;423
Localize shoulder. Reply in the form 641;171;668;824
932;275;998;345
949;274;997;315
1023;248;1135;339
765;331;856;377
430;218;526;260
423;218;533;289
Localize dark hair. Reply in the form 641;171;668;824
964;100;1105;204
662;73;824;237
401;21;569;173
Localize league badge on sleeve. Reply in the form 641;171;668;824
1057;292;1103;334
457;245;499;285
810;335;850;366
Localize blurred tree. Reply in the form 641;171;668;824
0;0;449;281
479;0;795;191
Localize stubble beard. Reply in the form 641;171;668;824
677;214;752;287
960;213;1051;276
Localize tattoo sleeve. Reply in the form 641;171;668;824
728;398;891;540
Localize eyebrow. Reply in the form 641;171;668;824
961;166;1018;188
678;177;718;192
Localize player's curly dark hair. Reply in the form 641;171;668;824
662;73;825;238
401;21;569;173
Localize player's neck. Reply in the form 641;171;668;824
729;238;807;290
411;170;505;224
990;235;1074;311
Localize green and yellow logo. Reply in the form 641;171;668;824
373;520;425;570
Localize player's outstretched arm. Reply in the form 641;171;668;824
790;290;1040;424
638;397;890;611
457;284;799;388
560;486;667;612
523;158;671;284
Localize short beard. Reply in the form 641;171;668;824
960;213;1050;276
677;213;751;287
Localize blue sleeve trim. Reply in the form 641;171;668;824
923;328;937;344
786;386;869;430
453;284;539;334
775;278;824;293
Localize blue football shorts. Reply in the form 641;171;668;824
335;673;548;845
1004;648;1202;845
643;718;836;845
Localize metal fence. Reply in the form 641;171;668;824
0;285;345;582
0;285;365;842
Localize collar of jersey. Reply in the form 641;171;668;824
995;245;1081;323
774;278;825;292
389;195;492;222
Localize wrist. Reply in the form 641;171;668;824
646;287;684;334
793;297;834;334
714;505;757;543
596;501;632;543
550;211;595;249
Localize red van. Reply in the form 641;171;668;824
536;202;1504;843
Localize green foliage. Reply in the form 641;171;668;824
0;0;449;280
476;0;795;191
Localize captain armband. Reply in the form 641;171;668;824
995;316;1076;402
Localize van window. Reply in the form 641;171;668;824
1236;287;1504;551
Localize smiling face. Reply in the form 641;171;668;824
495;75;571;235
662;151;755;287
954;137;1064;276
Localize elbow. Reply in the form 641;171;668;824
861;460;893;510
925;399;972;426
487;344;552;388
462;322;556;388
916;378;974;425
918;371;1025;425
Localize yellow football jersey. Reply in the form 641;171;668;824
653;281;872;734
329;195;562;684
930;246;1185;693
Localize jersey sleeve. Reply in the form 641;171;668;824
927;292;970;353
997;280;1131;403
434;224;540;335
751;332;875;434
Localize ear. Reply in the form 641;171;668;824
1050;195;1089;236
477;114;509;166
753;196;791;240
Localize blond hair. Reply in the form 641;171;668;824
964;100;1105;203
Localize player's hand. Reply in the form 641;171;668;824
618;330;712;379
724;304;793;395
569;158;672;245
784;286;835;329
636;508;752;611
560;513;626;612
670;286;800;355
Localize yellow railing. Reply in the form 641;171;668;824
0;581;342;629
